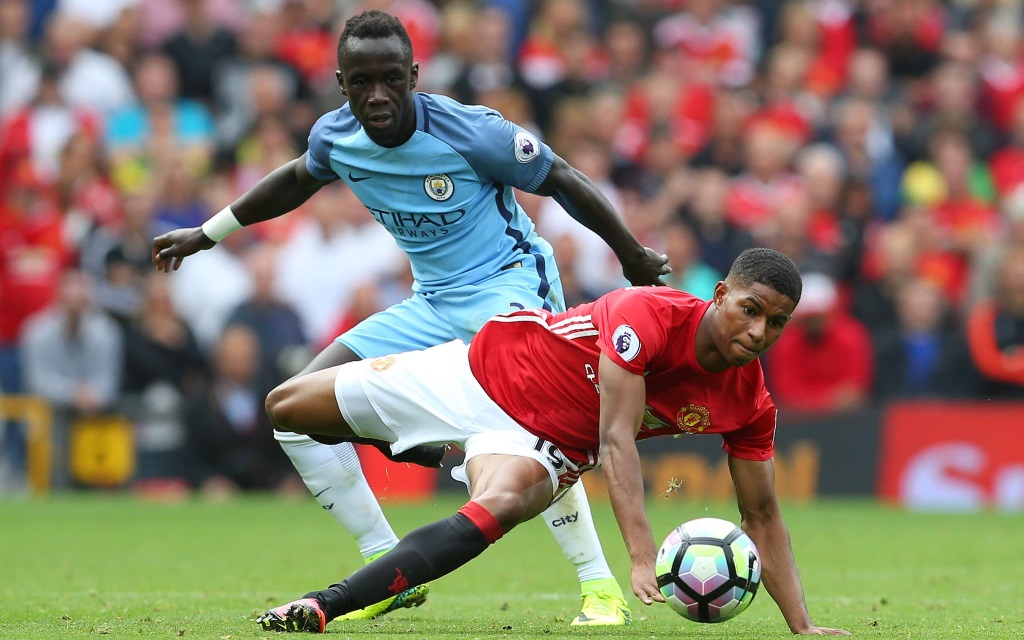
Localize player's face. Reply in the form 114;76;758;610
711;280;795;367
337;35;418;147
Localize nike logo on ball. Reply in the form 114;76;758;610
348;172;371;182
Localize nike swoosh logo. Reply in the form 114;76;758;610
313;487;330;497
348;172;371;182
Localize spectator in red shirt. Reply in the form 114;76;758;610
0;171;68;354
966;245;1024;399
725;121;805;235
0;171;68;485
765;272;874;413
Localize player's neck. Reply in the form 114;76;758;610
694;306;730;374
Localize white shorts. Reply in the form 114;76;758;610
333;340;584;501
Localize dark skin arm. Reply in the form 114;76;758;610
151;153;333;271
729;456;850;635
596;352;665;605
534;155;670;286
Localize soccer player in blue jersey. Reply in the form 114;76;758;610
152;10;669;627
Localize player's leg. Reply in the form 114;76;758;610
260;453;554;631
272;343;404;565
543;482;632;625
273;297;457;620
258;341;570;632
441;269;631;625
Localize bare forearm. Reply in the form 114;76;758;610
231;158;323;226
551;168;645;263
743;517;814;633
602;441;655;563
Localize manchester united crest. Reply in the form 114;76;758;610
370;355;396;372
424;174;454;201
676;404;710;433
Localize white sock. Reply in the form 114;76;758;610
276;431;399;559
541;480;613;584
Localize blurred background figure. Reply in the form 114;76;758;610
184;324;298;498
20;269;123;488
966;246;1024;400
765;272;874;414
37;14;136;118
872;277;974;401
224;244;308;386
0;0;39;117
121;271;206;491
661;218;721;300
105;52;215;195
0;167;69;489
160;0;237;105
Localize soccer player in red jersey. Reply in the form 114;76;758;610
257;248;849;635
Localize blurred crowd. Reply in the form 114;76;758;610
4;0;1024;494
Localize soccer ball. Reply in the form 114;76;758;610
655;517;761;623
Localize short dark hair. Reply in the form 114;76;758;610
338;10;413;65
726;248;803;305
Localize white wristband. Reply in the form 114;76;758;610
201;206;243;243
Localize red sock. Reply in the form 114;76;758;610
458;501;504;544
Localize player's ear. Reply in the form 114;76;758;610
336;70;346;95
410;62;419;89
713;280;728;308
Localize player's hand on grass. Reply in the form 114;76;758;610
630;562;665;606
622;246;671;287
795;625;851;635
152;227;216;272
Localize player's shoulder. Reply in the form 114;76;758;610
604;286;706;312
309;103;361;141
417;92;499;124
417;92;512;148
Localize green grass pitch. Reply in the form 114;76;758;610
1;494;1022;639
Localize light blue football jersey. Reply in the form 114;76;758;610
306;92;557;295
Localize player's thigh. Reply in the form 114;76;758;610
466;453;554;530
338;294;457;358
266;365;354;437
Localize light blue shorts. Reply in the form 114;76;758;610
338;260;565;359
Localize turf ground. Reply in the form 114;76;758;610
1;494;1022;639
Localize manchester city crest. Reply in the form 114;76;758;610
424;174;454;201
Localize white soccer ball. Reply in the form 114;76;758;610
655;517;761;623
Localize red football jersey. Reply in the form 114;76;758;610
468;287;777;467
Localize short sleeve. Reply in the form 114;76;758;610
721;389;776;461
305;110;345;182
594;289;670;375
435;106;554;192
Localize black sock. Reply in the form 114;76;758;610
309;512;491;621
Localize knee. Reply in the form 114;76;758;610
474;489;533;531
265;380;301;432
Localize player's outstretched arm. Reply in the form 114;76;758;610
728;457;850;636
596;353;665;606
533;155;670;287
151;153;332;272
